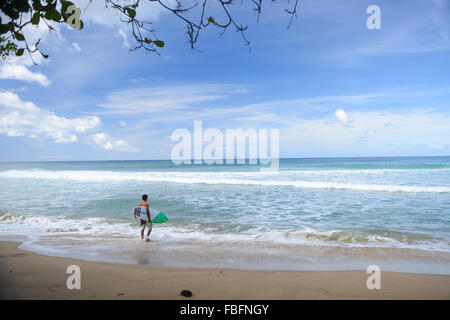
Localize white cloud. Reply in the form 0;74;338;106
91;133;139;152
430;143;445;150
97;84;240;115
0;91;100;143
0;91;138;152
72;42;82;52
231;91;404;117
92;84;450;157
280;110;450;157
117;29;130;48
334;109;349;124
0;64;50;86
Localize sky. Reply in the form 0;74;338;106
0;0;449;161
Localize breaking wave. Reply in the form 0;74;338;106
1;170;449;193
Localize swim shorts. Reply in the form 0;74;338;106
140;219;152;229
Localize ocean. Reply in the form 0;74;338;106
0;157;449;274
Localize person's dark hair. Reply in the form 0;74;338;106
142;194;148;201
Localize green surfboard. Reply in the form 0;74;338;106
152;212;168;224
134;207;168;224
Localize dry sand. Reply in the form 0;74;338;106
0;241;449;300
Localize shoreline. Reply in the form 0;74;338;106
1;241;449;299
6;231;450;275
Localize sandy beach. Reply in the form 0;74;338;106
0;241;449;300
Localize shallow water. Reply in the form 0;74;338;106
0;157;449;273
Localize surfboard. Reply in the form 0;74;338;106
152;212;168;224
133;206;168;224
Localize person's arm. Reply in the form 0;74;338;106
145;204;151;222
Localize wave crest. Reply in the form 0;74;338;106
1;170;449;193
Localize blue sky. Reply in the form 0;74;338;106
0;0;449;161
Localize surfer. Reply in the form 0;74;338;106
137;194;152;241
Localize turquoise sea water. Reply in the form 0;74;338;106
1;157;449;273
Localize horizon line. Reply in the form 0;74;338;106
1;155;449;164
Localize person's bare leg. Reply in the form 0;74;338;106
140;226;145;240
145;225;152;242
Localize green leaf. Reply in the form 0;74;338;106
126;8;136;19
208;16;217;26
0;24;9;35
44;9;54;20
61;0;75;11
31;12;40;25
32;0;45;11
14;32;25;41
3;6;20;20
52;11;62;22
15;48;24;56
153;40;165;48
12;0;30;13
144;37;151;44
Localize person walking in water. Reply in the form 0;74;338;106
136;194;152;241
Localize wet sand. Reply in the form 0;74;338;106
0;241;449;300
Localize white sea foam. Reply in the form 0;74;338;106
0;213;448;251
1;170;449;193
